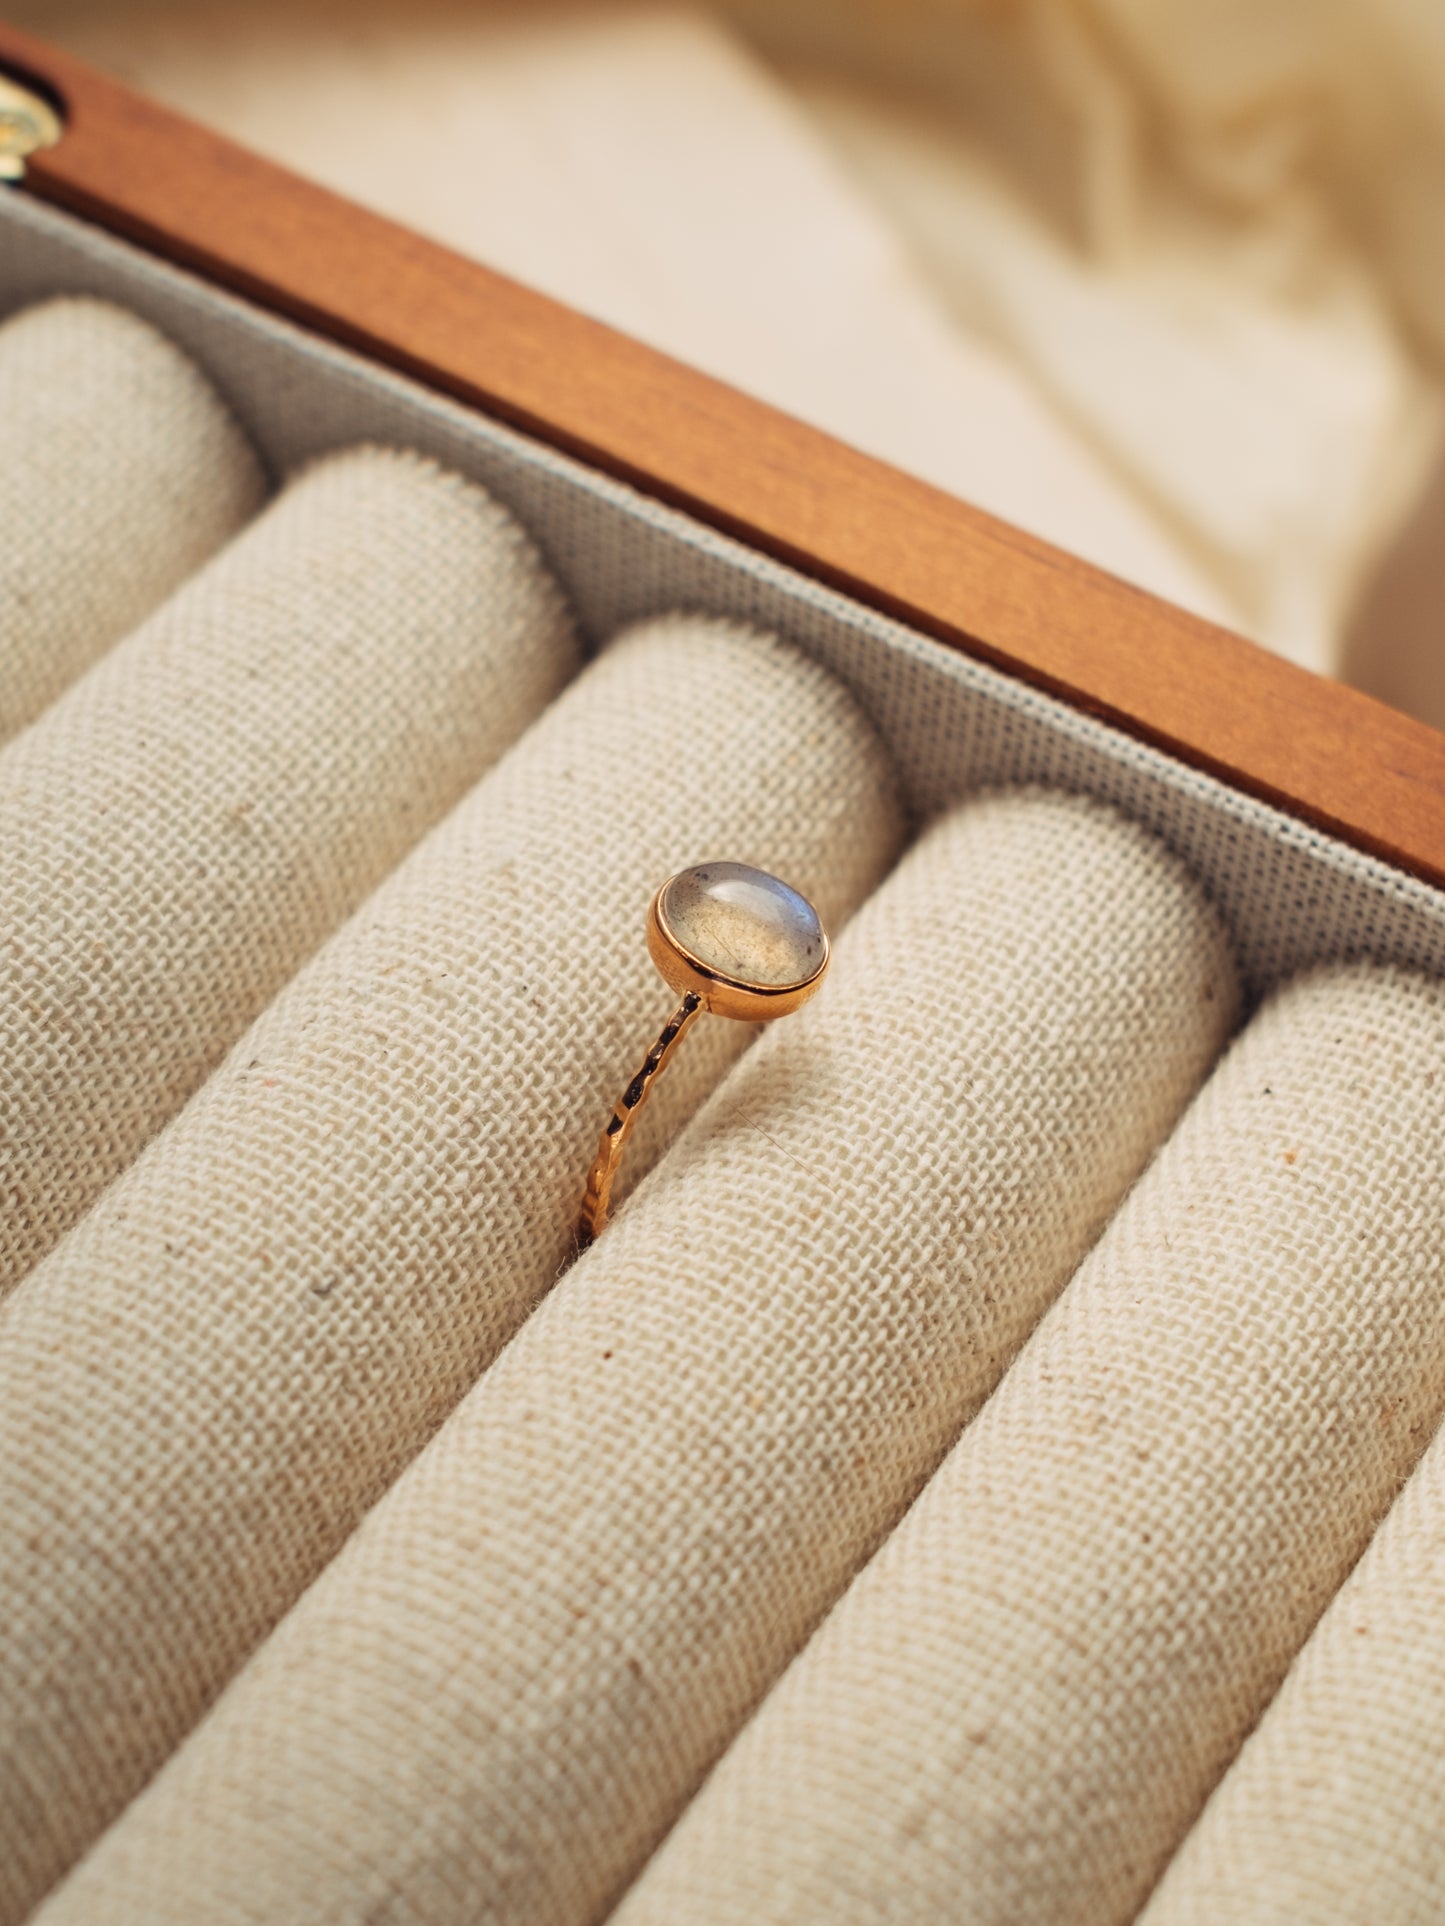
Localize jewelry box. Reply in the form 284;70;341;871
4;22;1445;1926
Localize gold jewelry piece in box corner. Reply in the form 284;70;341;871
0;75;62;181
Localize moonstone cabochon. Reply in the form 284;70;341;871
658;863;826;990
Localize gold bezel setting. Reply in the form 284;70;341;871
647;882;830;1022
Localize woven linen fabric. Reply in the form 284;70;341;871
616;963;1445;1926
0;615;900;1926
1141;1417;1445;1919
0;441;576;1295
0;295;265;741
10;194;1445;1010
38;790;1239;1926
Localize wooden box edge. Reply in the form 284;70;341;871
4;18;1444;893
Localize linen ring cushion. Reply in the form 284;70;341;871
1142;1274;1445;1921
0;296;266;741
0;613;902;1924
615;964;1445;1926
37;790;1240;1926
0;440;578;1294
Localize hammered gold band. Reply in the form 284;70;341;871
577;992;702;1248
576;862;830;1248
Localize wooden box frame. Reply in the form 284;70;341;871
2;18;1445;896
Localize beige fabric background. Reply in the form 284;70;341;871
12;0;1445;696
1143;1390;1445;1919
0;615;899;1925
0;443;576;1295
39;790;1238;1926
619;962;1445;1926
0;295;264;742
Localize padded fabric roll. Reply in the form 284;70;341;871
0;615;899;1926
1142;1414;1445;1921
0;442;575;1294
617;964;1445;1926
0;296;265;740
40;792;1239;1926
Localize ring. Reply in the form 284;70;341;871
576;862;831;1246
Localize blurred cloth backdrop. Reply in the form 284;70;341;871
14;0;1445;724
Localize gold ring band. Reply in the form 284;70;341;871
577;862;830;1247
